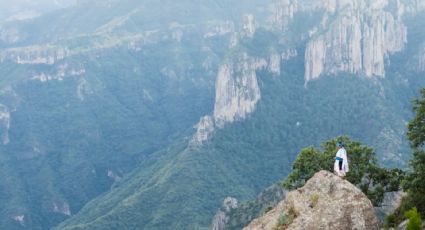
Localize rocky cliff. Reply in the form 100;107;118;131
0;104;10;145
268;0;425;83
244;170;380;230
213;53;265;128
212;197;239;230
0;45;69;64
375;191;406;221
416;43;425;72
191;0;425;145
192;52;268;145
304;0;408;82
212;184;287;230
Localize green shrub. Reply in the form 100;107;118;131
264;206;273;213
386;213;397;228
309;194;320;208
274;207;298;230
277;213;288;226
405;207;422;230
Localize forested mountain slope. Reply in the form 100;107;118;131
0;0;424;229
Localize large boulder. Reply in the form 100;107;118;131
244;170;380;230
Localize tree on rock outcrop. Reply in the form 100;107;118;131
283;136;404;206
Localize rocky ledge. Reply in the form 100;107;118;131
244;170;380;230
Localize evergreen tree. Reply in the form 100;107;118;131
408;89;425;149
405;207;422;230
404;89;425;216
283;136;404;205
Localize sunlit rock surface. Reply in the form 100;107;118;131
244;171;380;230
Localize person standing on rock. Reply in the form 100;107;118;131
334;142;349;177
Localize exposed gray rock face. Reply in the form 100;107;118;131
267;0;422;83
416;44;425;72
0;45;69;64
402;0;425;14
193;0;425;145
0;104;11;145
212;197;239;230
242;14;256;38
304;0;407;82
32;64;86;82
244;171;380;230
53;201;71;216
267;0;298;31
268;51;281;76
281;48;297;60
211;184;286;230
12;215;24;226
398;219;408;230
214;53;264;128
375;191;406;221
305;38;326;82
76;78;93;101
192;52;267;145
204;21;235;38
212;211;227;230
191;115;215;145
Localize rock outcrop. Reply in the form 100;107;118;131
189;0;425;145
212;184;287;230
267;0;298;31
0;104;11;145
375;191;406;221
304;0;407;82
214;53;264;128
212;197;239;230
416;44;425;72
204;21;235;38
190;115;215;145
267;0;425;83
31;64;86;82
268;51;281;76
53;201;71;216
192;52;266;145
244;170;380;230
242;14;256;38
0;45;69;64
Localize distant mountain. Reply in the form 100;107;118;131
0;0;76;22
0;0;425;229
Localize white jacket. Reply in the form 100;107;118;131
334;148;349;174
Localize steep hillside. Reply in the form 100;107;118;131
0;1;250;229
56;1;425;229
212;184;287;230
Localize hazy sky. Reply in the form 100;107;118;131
0;0;76;21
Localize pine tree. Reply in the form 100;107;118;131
408;88;425;148
404;89;425;216
405;207;422;230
